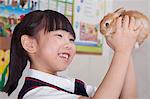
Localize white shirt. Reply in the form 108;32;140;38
23;69;96;99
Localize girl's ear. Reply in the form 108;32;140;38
21;35;37;53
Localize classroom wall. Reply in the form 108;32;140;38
1;0;150;99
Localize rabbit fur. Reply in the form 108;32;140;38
100;8;150;46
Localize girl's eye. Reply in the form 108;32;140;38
56;34;63;38
69;38;75;42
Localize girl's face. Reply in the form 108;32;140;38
32;29;76;74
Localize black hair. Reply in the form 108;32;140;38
1;10;75;95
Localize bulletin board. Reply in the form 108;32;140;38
73;0;107;54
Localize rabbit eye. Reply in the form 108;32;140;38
105;22;109;27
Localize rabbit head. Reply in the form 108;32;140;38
100;8;125;36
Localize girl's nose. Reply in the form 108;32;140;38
64;43;72;50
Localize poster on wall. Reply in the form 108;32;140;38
0;4;30;89
73;0;107;54
0;0;39;10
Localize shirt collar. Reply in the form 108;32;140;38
27;69;75;92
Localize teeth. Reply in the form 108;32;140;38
59;53;69;59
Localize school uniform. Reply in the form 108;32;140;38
18;69;96;99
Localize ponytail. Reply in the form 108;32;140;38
1;10;46;95
2;23;29;95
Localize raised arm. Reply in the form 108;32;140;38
79;16;143;99
119;57;137;99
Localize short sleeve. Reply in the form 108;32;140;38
23;86;80;99
85;84;97;97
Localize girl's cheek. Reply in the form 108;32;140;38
72;45;76;53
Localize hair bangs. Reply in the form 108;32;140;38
45;10;76;39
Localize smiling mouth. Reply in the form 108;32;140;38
58;53;70;61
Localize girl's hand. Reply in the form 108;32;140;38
106;15;143;53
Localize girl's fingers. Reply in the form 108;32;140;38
129;16;136;29
122;15;129;30
116;17;123;31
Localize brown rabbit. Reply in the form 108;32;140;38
100;8;150;47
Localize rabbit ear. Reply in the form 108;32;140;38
114;8;125;17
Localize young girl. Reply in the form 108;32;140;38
1;10;142;99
